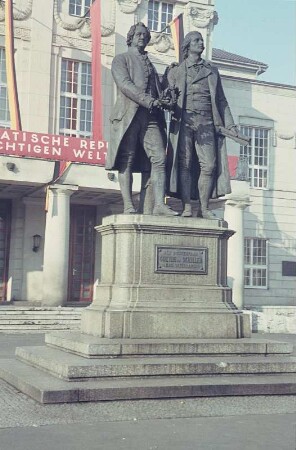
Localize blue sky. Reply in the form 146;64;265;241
214;0;296;85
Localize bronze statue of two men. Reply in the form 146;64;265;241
106;23;239;219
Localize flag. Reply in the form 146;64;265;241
5;0;22;130
45;161;72;212
50;158;72;196
90;0;103;140
169;14;184;63
54;161;72;179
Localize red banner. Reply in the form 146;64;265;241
90;0;103;140
228;155;239;178
0;129;107;165
5;0;22;131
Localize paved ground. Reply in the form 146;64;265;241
0;332;295;450
1;413;295;450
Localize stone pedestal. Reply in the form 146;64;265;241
81;215;251;339
2;213;296;405
2;216;296;406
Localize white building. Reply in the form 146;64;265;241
0;0;295;333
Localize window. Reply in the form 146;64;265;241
240;126;270;189
0;49;10;128
59;59;92;137
282;261;296;277
69;0;93;17
244;238;268;288
148;1;173;33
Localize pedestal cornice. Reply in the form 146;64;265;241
226;197;251;210
97;215;235;240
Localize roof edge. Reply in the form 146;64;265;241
212;48;268;70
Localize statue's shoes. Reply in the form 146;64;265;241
196;207;203;218
123;206;137;214
153;204;179;216
201;209;218;220
181;205;193;217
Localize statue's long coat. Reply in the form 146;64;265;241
167;59;234;199
106;48;166;172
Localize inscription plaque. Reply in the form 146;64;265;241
155;246;208;274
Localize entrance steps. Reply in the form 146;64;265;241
0;332;295;409
0;306;82;332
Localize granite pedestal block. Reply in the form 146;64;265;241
81;215;251;339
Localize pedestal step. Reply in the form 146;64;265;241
46;332;293;357
0;358;295;404
1;331;295;404
15;345;296;380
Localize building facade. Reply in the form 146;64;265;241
0;0;295;332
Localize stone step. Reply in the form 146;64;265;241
0;324;79;334
0;306;82;311
0;358;295;404
0;311;81;318
0;325;79;334
0;309;82;315
16;346;296;380
0;317;81;324
45;332;293;357
0;307;82;331
0;322;80;332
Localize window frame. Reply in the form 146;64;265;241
239;125;270;190
69;0;93;18
0;48;11;129
59;58;93;138
244;237;269;289
148;0;174;34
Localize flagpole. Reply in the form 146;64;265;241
160;23;171;34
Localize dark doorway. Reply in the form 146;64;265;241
68;205;96;303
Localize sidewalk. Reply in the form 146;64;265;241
1;413;295;450
0;332;295;450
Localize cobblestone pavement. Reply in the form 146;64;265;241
0;333;295;450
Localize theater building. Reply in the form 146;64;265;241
0;0;295;332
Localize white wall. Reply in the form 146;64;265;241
7;200;25;301
222;77;296;309
21;199;45;303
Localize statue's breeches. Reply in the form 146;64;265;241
116;107;166;173
178;112;216;176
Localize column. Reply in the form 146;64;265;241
224;197;250;309
42;184;78;306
